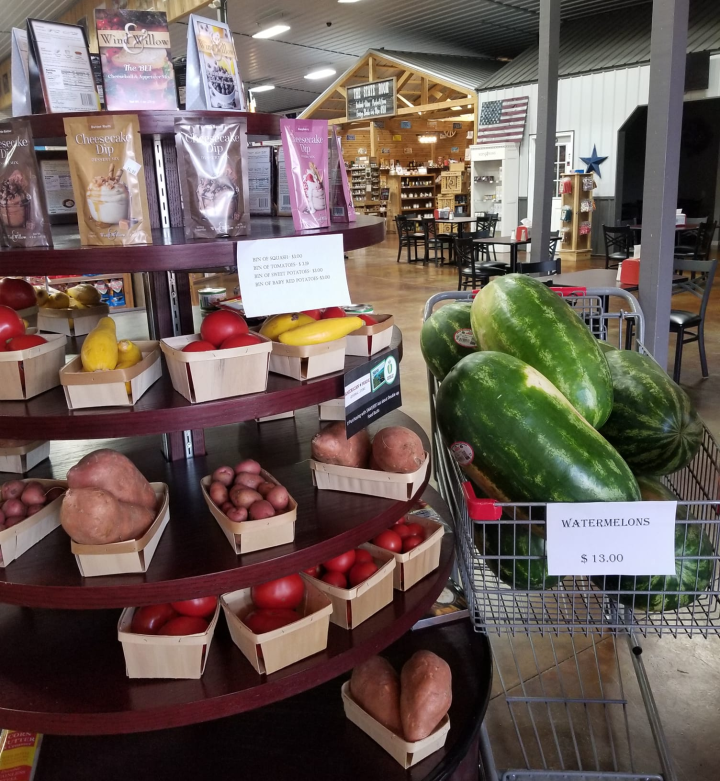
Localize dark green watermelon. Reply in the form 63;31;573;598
421;302;477;381
599;350;702;475
596;340;618;354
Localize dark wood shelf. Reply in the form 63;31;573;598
0;328;401;440
0;216;386;275
0;505;453;735
0;408;428;609
34;619;489;776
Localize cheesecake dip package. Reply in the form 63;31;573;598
0;119;52;248
329;125;356;224
280;118;329;231
64;114;152;246
175;117;249;239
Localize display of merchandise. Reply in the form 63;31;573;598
582;176;596;191
561;205;573;222
559;176;573;194
579;220;592;235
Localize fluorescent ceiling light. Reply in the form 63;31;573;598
305;68;336;79
418;135;437;143
252;24;290;39
338;0;363;3
249;85;275;92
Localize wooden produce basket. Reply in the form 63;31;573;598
17;305;39;328
0;440;50;474
345;315;394;357
60;341;162;409
221;580;332;675
0;478;66;567
269;338;346;381
256;410;295;422
341;682;450;768
309;452;430;501
318;397;345;421
71;483;170;577
300;556;394;629
200;471;297;554
0;333;66;401
118;601;221;679
160;334;272;403
37;304;109;336
362;516;444;591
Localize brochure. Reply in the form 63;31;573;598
247;146;272;215
95;9;178;111
185;14;245;111
10;29;30;117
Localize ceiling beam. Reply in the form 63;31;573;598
397;98;471;115
421;77;429;105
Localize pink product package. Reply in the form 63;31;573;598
329;126;356;224
280;118;330;231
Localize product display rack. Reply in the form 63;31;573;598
0;110;490;780
35;273;136;310
558;171;593;263
387;173;439;228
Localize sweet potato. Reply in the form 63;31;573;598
400;650;452;741
311;422;371;468
60;487;155;545
350;656;402;734
67;449;156;511
372;426;425;474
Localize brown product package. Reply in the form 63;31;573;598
175;117;249;239
0;119;53;248
63;114;152;246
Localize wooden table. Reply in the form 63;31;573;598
536;267;685;292
473;236;530;273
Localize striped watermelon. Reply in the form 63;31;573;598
599;349;702;475
596;341;617;354
471;275;613;428
436;351;641;504
421;302;477;381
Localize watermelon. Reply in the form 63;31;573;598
597;476;715;613
436;351;641;504
421;302;477;381
599;349;702;475
471;274;613;428
596;340;617;354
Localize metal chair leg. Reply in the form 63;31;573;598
698;323;709;378
673;330;685;383
396;240;402;262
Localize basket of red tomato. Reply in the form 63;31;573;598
344;313;395;358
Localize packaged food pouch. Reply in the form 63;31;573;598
0;118;53;248
64;114;152;246
280;118;329;231
175;117;250;239
329;126;356;224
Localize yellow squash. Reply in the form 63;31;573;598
81;317;118;372
259;312;316;341
46;291;70;309
277;316;363;346
116;339;143;394
67;283;101;306
34;287;49;307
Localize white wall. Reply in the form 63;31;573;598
480;53;720;200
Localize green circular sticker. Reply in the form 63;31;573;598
384;356;397;384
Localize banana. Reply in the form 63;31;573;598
81;317;118;372
67;283;102;306
277;317;364;346
116;340;143;394
259;312;316;341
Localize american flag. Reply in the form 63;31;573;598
477;97;529;144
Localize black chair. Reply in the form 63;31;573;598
669;257;717;383
394;215;424;263
475;213;499;262
421;218;446;265
675;217;707;254
603;225;633;269
674;220;716;261
454;237;507;291
516;257;561;275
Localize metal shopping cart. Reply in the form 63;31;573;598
424;287;720;781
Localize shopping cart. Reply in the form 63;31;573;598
424;287;720;781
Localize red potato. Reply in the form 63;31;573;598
45;486;66;503
5;516;25;527
265;486;289;512
209;481;229;507
348;561;378;586
1;480;25;501
20;481;46;507
400;651;452;742
211;466;235;487
60;487;155;545
350;656;403;734
372;426;426;474
229;486;263;510
321;571;348;588
25;504;45;517
220;501;235;514
403;535;424;552
257;481;276;497
226;506;249;523
248;500;275;520
234;472;264;490
311;422;371;468
234;459;262;475
2;499;26;519
67;449;157;511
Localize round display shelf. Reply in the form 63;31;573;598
0;497;453;736
0;408;429;609
0;328;401;440
0;216;386;275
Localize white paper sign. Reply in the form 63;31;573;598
546;501;677;577
236;234;351;318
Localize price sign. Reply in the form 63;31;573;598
546;501;676;577
344;348;401;437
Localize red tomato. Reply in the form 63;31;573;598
372;529;403;552
200;310;248;347
393;516;406;524
130;603;177;635
404;523;426;539
220;333;264;349
243;608;300;634
358;314;378;326
403;535;424;552
354;549;374;564
251;574;304;610
321;307;346;319
392;524;413;539
182;340;216;352
0;306;25;345
321;550;356;573
321;571;348;588
0;278;36;310
170;597;217;618
348;561;378;587
158;616;209;635
301;309;321;320
303;565;322;577
5;334;47;351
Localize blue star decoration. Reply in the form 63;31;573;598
580;145;608;177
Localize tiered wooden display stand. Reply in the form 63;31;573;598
0;111;491;780
558;171;593;264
